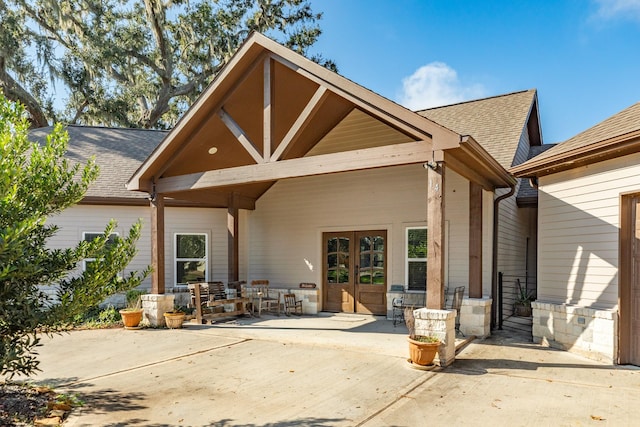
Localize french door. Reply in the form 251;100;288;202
322;230;387;315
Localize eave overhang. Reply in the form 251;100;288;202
444;135;516;191
511;130;640;178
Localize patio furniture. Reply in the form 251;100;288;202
283;293;303;316
248;280;281;317
392;287;430;327
188;282;249;324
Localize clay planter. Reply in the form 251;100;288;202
119;309;143;329
164;312;186;329
408;337;440;366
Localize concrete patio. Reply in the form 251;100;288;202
15;313;640;426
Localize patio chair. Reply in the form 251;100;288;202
283;293;303;316
249;280;280;316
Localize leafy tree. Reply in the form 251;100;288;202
0;0;335;129
0;95;150;378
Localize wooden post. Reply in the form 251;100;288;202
150;193;165;294
469;181;483;298
228;194;240;282
427;161;445;309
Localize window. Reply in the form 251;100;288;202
82;231;119;271
175;233;207;286
406;227;427;291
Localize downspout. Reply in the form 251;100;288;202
491;183;516;329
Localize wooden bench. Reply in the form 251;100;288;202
188;282;249;324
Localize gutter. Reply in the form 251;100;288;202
491;183;516;329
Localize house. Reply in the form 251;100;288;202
40;33;542;343
511;101;640;365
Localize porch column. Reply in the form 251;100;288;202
227;194;240;282
469;181;483;298
151;193;165;294
427;159;446;309
146;192;174;327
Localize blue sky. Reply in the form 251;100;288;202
308;0;640;144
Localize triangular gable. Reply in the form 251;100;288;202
512;101;640;177
127;32;512;207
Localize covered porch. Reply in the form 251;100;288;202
127;33;514;338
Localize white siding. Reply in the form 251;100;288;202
496;130;536;291
47;205;223;290
538;151;640;309
247;164;490;298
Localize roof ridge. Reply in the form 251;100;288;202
416;89;535;113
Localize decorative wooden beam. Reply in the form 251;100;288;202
469;181;483;298
271;85;328;162
263;57;272;161
270;54;458;146
156;140;430;194
150;192;165;294
218;108;264;164
227;193;240;282
426;161;446;309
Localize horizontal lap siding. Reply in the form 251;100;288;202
48;205;222;290
538;152;640;309
497;131;535;286
248;165;477;290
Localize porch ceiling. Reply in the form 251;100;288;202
128;32;512;208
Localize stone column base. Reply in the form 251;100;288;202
460;297;492;338
413;308;457;366
142;294;175;327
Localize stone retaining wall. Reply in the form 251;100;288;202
532;301;617;363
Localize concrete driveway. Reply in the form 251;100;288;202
18;314;640;426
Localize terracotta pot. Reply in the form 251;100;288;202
119;309;143;329
164;312;186;329
408;337;440;366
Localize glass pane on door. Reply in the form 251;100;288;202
327;236;350;284
358;234;385;285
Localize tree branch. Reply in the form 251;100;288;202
0;56;48;127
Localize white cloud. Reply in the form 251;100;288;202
592;0;640;21
397;62;487;111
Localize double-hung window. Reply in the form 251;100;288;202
82;231;119;271
406;227;427;291
175;233;207;286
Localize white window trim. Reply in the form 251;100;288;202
405;226;427;292
174;232;208;287
82;231;120;271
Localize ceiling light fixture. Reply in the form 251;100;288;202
208;147;218;155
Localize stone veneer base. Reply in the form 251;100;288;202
142;294;175;327
413;308;457;366
532;301;617;364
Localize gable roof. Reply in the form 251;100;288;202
511;102;640;177
418;89;541;168
126;32;513;207
29;125;165;204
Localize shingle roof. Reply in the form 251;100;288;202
418;89;537;168
516;144;557;206
29;125;166;201
521;101;640;166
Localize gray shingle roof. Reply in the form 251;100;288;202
417;89;537;168
29;125;167;201
521;101;640;165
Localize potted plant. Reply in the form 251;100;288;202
119;289;145;329
164;305;187;329
404;307;441;366
514;280;534;317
